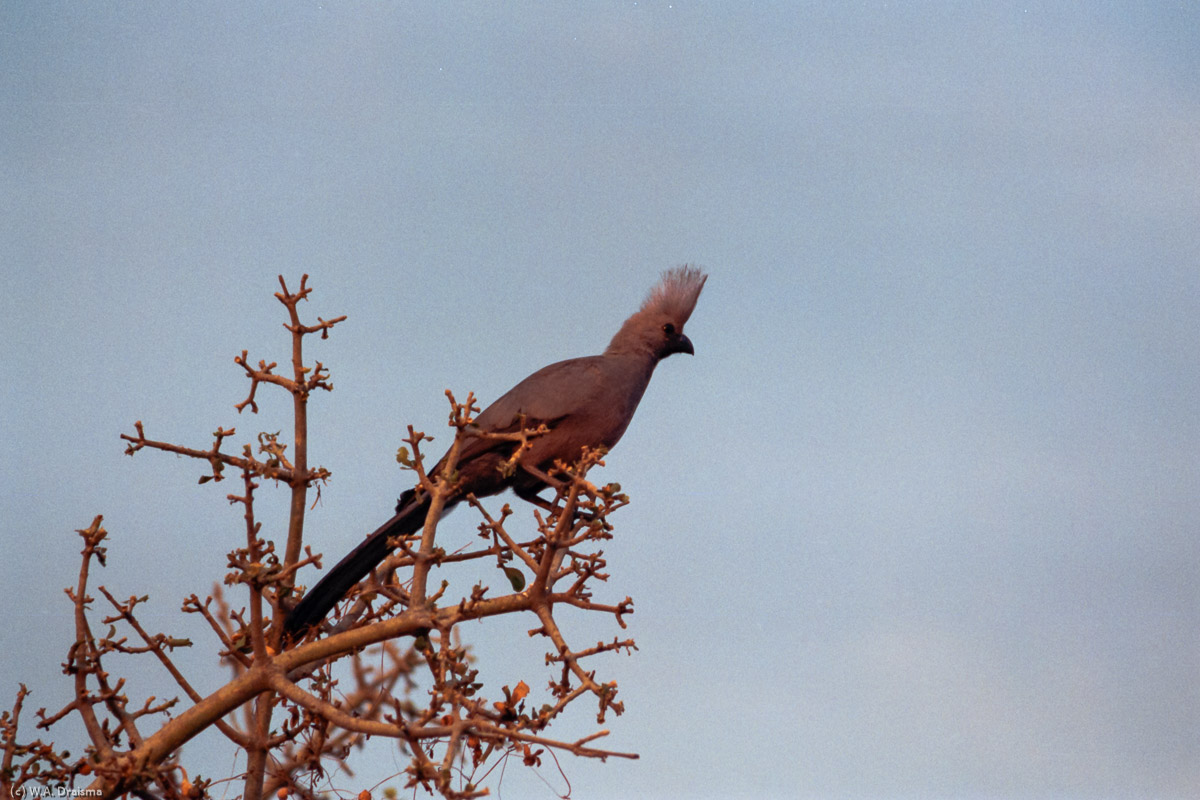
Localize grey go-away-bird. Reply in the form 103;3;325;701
282;266;707;639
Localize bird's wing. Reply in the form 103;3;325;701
475;355;606;429
444;355;606;466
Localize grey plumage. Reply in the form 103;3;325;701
283;266;707;638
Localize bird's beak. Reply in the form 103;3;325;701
673;333;695;356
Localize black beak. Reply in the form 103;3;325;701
672;332;694;356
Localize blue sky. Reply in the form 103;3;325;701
2;3;1198;798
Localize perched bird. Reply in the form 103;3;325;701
283;266;707;638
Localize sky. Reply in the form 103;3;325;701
2;2;1199;798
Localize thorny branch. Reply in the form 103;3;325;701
5;275;640;800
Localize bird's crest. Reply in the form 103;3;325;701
641;265;708;326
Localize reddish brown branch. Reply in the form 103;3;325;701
22;278;646;800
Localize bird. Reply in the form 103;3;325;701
282;266;707;639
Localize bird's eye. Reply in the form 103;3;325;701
663;323;676;336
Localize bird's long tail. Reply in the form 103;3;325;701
282;492;429;639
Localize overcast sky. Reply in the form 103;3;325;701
3;3;1198;799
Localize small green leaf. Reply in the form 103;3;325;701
502;566;526;592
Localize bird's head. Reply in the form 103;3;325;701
605;266;707;360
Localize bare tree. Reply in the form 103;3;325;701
1;276;638;799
